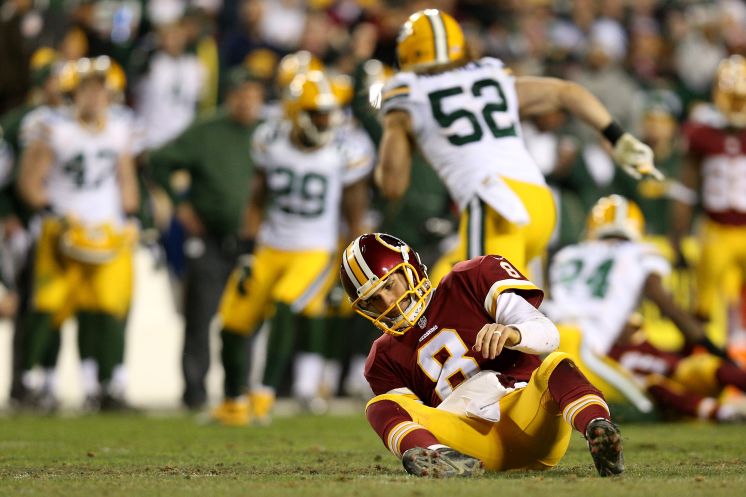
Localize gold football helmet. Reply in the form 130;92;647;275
396;9;466;73
59;56;126;94
30;47;58;72
284;70;339;146
713;55;746;128
276;50;324;89
586;195;645;241
330;73;353;107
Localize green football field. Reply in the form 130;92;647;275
1;411;745;497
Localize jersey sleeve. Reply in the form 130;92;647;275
250;121;279;170
379;72;426;134
637;243;671;279
19;107;54;148
111;105;146;155
339;126;375;185
474;255;544;318
364;339;409;396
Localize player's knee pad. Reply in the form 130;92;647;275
672;354;722;397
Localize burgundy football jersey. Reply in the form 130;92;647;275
364;255;544;407
683;122;746;225
608;341;680;378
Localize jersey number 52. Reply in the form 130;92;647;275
428;78;517;146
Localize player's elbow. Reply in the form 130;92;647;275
545;321;560;352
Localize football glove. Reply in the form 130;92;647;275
234;238;256;296
235;254;255;296
612;133;664;181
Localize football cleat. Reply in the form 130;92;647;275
401;447;484;478
586;418;625;476
249;389;275;426
210;398;250;427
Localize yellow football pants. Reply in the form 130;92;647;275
430;177;555;285
32;218;134;321
219;246;336;334
366;352;573;471
557;325;654;413
696;219;746;318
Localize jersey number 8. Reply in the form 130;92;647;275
417;328;480;400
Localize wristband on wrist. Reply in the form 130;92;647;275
601;120;625;145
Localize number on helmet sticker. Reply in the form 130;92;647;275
417;329;480;400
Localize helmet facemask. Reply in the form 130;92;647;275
352;262;432;337
296;107;338;147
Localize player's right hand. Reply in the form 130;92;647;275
612;133;664;181
473;323;521;359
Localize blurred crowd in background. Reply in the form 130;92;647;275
1;0;746;419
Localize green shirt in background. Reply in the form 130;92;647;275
148;110;259;237
0;103;36;222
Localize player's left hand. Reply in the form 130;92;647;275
612;133;664;181
473;323;521;359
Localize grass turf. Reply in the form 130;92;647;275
1;412;745;497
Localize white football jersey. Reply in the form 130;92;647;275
544;240;670;355
252;120;374;251
381;57;546;223
22;105;139;226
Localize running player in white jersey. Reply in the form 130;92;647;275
17;56;140;409
213;70;374;426
546;196;746;422
376;9;663;284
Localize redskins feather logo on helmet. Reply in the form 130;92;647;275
340;233;432;336
586;195;645;241
396;9;466;73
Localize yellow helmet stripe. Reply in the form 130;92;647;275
343;244;368;287
425;10;449;66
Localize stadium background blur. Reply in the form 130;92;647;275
1;0;745;410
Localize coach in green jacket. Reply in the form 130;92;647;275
149;68;264;410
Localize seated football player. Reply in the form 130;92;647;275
545;195;746;422
339;233;624;478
